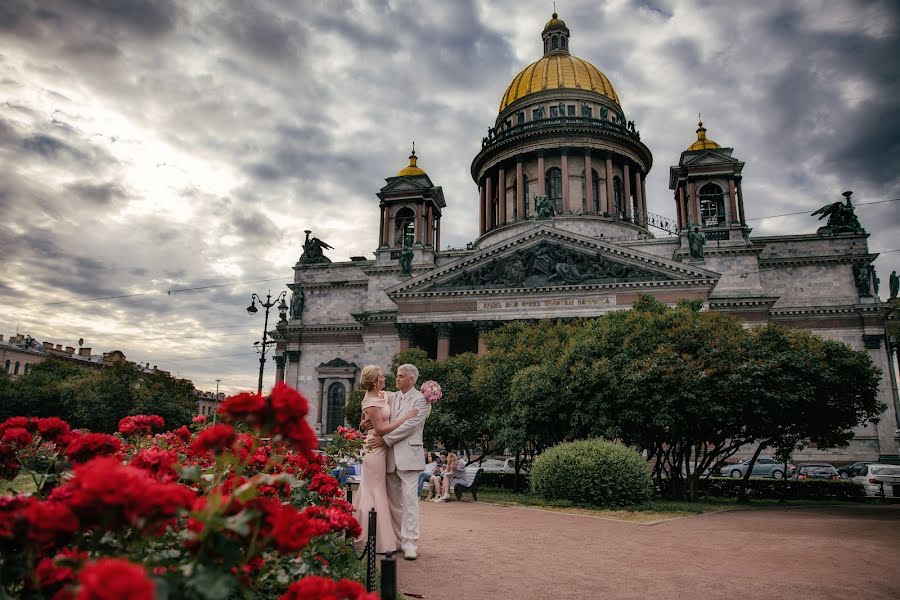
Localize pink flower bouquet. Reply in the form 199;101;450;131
420;380;443;404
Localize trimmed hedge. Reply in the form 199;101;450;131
531;439;652;506
687;478;865;501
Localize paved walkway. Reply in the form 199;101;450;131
396;501;900;600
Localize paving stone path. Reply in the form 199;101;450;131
396;501;900;600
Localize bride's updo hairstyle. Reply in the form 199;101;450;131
358;365;382;391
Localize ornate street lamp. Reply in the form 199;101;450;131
247;290;287;395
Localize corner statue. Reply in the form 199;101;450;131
534;195;554;219
890;270;899;300
811;191;865;235
399;245;413;277
300;230;334;264
688;226;705;261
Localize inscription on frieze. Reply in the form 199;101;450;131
477;296;615;312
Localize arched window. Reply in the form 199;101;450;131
23;363;30;375
523;178;530;218
544;38;549;53
698;183;726;226
326;383;346;435
546;168;562;213
13;362;20;375
4;360;9;373
394;207;415;247
551;35;558;50
561;36;567;51
581;169;602;213
613;176;624;217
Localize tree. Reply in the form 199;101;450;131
0;359;91;422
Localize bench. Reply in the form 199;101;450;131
453;467;484;501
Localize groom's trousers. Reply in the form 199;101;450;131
386;468;421;552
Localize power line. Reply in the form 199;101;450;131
745;198;900;221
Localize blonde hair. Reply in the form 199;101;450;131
358;365;382;391
446;452;459;472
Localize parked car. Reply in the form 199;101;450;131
837;462;874;479
720;457;791;479
850;464;900;498
790;463;840;480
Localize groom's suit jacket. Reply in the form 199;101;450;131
382;387;430;473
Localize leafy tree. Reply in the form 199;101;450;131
0;359;91;422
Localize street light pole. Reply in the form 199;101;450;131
213;378;221;424
247;290;288;395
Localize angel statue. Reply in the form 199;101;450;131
300;230;334;264
811;191;864;235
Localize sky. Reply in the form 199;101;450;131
1;0;898;395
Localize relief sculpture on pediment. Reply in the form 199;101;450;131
433;242;669;290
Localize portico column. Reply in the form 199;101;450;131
485;174;494;231
537;151;546;199
728;178;739;225
515;156;524;220
435;217;441;250
396;323;415;352
623;162;632;221
634;169;644;225
426;204;434;246
640;174;647;224
498;166;507;225
560;147;570;213
274;355;285;384
676;188;684;230
478;182;485;235
583;149;593;213
475;321;496;356
604;153;613;214
381;205;391;246
736;177;746;225
434;322;453;361
317;378;325;430
689;180;699;226
415;202;424;244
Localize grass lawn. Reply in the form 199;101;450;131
476;487;862;524
1;472;39;495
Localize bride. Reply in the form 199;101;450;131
353;365;418;553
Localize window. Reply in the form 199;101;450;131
551;35;558;50
23;363;30;374
516;111;524;125
394;207;415;247
591;169;601;212
567;105;575;116
698;183;726;227
549;105;558;118
4;360;8;373
613;176;624;216
544;38;549;53
523;178;530;217
561;36;567;51
14;362;20;375
326;383;346;435
546;167;562;213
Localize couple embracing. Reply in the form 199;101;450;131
353;363;430;560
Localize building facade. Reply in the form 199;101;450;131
272;14;899;462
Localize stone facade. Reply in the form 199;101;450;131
271;14;899;462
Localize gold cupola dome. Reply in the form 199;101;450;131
687;120;721;151
499;12;620;112
397;144;426;177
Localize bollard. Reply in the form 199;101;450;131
380;551;397;600
366;508;377;592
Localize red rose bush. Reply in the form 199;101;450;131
0;384;375;599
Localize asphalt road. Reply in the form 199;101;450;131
396;501;900;600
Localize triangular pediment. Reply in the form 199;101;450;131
379;175;434;194
386;226;719;297
681;148;738;167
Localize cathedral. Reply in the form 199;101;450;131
272;14;898;463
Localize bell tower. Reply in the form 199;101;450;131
669;120;747;242
375;146;446;267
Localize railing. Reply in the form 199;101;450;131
480;116;641;149
347;485;397;599
644;211;679;235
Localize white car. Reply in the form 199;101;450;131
851;463;900;498
476;457;527;474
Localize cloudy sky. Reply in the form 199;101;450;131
1;0;898;394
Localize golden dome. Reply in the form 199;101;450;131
397;146;426;177
687;121;721;151
499;53;619;112
543;12;568;31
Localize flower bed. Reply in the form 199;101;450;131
0;383;377;599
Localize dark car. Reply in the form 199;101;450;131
837;461;874;479
791;463;840;481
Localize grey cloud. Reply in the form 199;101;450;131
215;3;305;63
70;0;178;36
66;181;128;206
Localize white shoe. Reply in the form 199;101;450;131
440;492;451;501
431;497;442;502
403;547;417;561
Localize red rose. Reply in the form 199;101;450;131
129;448;179;482
25;501;79;548
279;575;378;600
173;425;191;443
0;417;31;435
192;415;206;424
2;427;33;448
65;434;122;464
76;558;155;600
218;391;266;423
35;418;72;443
268;503;314;553
0;494;33;539
309;472;340;498
190;424;237;456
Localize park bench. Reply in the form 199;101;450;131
453;467;485;501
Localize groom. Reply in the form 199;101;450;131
367;363;430;560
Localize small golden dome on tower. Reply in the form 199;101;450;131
687;120;721;151
543;12;568;31
397;144;426;177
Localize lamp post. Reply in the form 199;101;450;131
213;378;221;424
247;290;289;395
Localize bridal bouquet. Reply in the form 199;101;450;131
420;380;443;404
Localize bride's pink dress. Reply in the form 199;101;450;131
353;394;397;554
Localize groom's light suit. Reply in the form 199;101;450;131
382;386;431;553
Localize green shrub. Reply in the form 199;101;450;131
687;478;865;501
531;439;652;506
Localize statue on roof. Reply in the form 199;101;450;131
811;191;865;235
300;230;333;264
399;243;413;277
688;226;706;261
534;195;554;219
889;270;898;300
